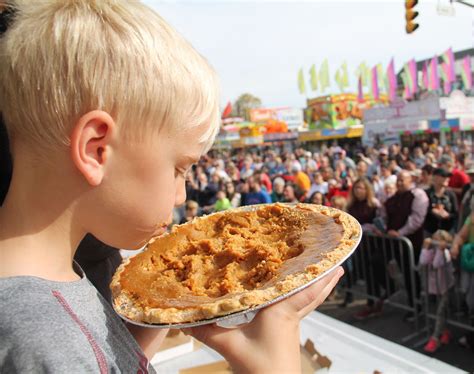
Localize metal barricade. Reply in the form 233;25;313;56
340;232;422;342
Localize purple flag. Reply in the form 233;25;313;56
371;66;379;100
387;58;397;101
442;48;456;82
429;56;440;90
357;76;364;102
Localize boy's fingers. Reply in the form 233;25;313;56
183;323;244;352
286;267;344;318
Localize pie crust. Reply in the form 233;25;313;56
111;203;360;324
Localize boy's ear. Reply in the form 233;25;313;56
70;110;116;186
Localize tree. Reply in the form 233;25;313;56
232;93;262;120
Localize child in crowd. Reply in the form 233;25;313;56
309;191;327;206
0;1;343;372
214;190;231;212
180;200;199;224
330;195;348;211
419;230;455;353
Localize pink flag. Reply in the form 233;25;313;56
387;58;397;101
357;76;364;102
371;66;379;100
461;56;473;90
443;80;452;95
408;59;418;94
440;63;452;95
442;47;456;82
422;61;429;89
429;56;440;90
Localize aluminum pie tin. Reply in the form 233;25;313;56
114;204;362;329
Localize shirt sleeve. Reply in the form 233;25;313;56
398;188;429;237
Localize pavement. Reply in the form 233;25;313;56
319;289;474;372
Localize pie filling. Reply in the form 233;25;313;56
117;204;346;311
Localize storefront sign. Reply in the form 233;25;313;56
429;118;460;132
249;107;304;130
263;131;298;142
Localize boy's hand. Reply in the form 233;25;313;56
183;267;344;373
423;238;432;248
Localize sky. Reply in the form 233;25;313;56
145;0;474;109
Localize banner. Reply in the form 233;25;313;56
461;56;473;90
319;59;330;91
441;47;456;82
309;64;318;91
387;58;397;102
371;66;379;100
429;56;440;90
298;68;306;94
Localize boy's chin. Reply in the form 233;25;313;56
126;227;168;250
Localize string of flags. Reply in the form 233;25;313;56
297;47;472;100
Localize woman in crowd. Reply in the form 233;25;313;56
225;181;241;208
346;178;389;318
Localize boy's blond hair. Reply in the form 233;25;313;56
0;0;220;151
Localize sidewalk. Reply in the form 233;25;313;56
319;292;474;372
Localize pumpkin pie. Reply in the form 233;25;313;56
111;203;360;324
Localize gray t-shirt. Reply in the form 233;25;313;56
0;263;156;373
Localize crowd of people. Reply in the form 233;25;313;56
175;138;474;354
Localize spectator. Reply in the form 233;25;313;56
379;180;397;205
240;155;255;179
424;168;458;235
440;155;470;202
226;162;240;183
356;160;369;179
309;191;326;206
180;200;199;224
337;148;356;171
347;178;381;233
254;170;272;193
384;170;429;319
270;177;285;203
309;172;329;196
241;175;272;206
214;190;231;212
304;151;318;173
283;185;298;203
346;178;386;317
330;195;347;211
224;181;241;208
419;164;435;190
413;147;426;168
419;231;455;353
292;163;311;201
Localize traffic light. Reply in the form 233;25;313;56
405;0;419;34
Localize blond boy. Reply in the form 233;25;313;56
0;1;342;372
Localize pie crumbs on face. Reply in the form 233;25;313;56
111;203;360;324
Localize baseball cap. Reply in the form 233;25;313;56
379;148;388;155
433;167;452;178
